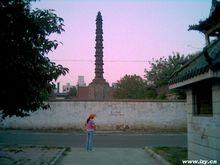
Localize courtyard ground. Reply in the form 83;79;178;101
0;129;186;164
0;145;67;164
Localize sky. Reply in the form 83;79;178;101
32;0;211;91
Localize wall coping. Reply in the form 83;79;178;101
48;99;186;103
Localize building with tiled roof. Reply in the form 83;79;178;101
169;0;220;161
169;39;220;88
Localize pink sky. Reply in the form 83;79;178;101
32;0;211;90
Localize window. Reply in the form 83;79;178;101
193;83;213;116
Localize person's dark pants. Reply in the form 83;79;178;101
86;131;94;151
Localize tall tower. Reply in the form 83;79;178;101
89;11;110;100
95;11;104;79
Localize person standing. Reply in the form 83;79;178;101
85;114;96;151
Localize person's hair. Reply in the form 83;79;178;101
86;116;94;123
86;117;90;124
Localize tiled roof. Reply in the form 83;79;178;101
169;0;220;87
169;39;220;86
188;0;220;36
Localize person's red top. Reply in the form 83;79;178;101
86;119;95;131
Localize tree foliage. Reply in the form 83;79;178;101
113;75;147;99
65;86;77;99
144;52;191;88
0;0;68;118
144;52;197;99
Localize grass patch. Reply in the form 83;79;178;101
151;147;187;165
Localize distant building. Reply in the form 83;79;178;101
53;86;58;94
77;76;86;87
76;87;90;100
57;82;60;94
111;83;117;88
63;83;73;93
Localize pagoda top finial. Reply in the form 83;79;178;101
96;11;102;21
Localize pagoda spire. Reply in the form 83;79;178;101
88;11;111;100
95;11;104;79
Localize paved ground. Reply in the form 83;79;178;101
0;130;187;148
57;147;161;165
0;130;186;164
0;145;65;164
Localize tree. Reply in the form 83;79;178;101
144;52;196;99
65;86;77;99
144;52;189;88
0;0;68;118
113;74;147;99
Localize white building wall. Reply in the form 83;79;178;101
0;101;186;131
77;76;86;87
187;84;220;161
63;83;72;93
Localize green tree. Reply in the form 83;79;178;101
144;52;188;88
0;0;68;118
113;74;147;99
65;86;77;99
144;52;196;99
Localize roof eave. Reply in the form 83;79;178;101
169;69;220;89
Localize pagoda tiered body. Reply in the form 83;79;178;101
94;12;104;80
88;12;111;100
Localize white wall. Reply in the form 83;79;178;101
187;84;220;161
0;101;186;131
